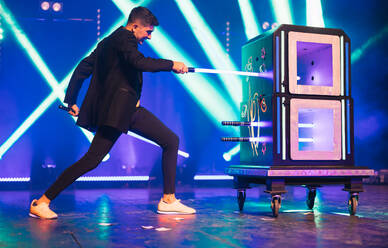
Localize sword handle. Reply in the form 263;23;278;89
221;137;250;142
59;105;75;113
222;121;251;126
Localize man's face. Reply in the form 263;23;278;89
133;22;154;45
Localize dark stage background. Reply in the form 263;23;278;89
0;0;387;187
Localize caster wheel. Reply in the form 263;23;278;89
237;190;246;211
306;188;317;210
348;193;359;215
271;195;281;217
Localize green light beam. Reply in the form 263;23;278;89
223;144;240;161
0;0;65;100
237;0;261;40
174;0;242;109
0;5;125;158
270;0;294;25
0;93;57;158
112;0;239;129
351;25;388;64
306;0;325;27
224;0;294;160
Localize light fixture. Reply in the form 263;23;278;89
0;177;30;182
52;2;63;12
76;176;149;182
262;21;270;30
40;1;50;11
194;175;233;180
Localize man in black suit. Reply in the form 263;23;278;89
29;6;195;219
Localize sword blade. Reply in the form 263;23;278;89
191;68;261;77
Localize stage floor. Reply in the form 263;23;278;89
0;185;387;247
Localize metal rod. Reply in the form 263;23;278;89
222;121;272;127
222;121;251;126
221;137;269;142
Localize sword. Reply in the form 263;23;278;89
188;67;267;77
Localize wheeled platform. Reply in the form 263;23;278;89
221;25;374;217
226;165;374;217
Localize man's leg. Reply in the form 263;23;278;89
43;126;122;200
30;125;122;219
129;107;195;214
129;107;179;195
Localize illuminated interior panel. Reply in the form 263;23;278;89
290;99;341;160
288;31;340;95
297;41;333;87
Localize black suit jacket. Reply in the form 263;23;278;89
64;27;173;133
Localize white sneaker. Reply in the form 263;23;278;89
29;199;58;219
157;199;196;215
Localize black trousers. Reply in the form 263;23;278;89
45;107;179;200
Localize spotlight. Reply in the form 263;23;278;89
262;21;270;30
52;2;63;12
271;22;279;29
40;1;50;11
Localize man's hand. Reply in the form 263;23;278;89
172;61;188;74
136;100;140;108
68;104;80;117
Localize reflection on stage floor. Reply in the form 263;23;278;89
0;185;387;247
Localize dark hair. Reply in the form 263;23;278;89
127;6;159;26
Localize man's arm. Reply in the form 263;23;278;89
122;40;173;72
64;49;96;106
